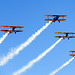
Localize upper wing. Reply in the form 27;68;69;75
44;15;67;17
55;36;75;38
55;32;67;34
45;19;66;21
0;25;24;28
45;15;56;17
69;51;75;52
56;15;67;17
55;32;75;34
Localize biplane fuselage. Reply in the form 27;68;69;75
9;27;15;33
0;25;24;34
52;16;59;22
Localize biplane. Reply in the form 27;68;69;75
55;32;75;40
69;51;75;57
44;15;67;22
0;25;24;34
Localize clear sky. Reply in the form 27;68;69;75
0;0;75;75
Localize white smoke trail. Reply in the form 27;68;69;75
0;32;9;44
0;21;52;66
12;38;62;75
50;57;74;75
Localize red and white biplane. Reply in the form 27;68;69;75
44;15;67;23
69;51;75;57
0;25;24;34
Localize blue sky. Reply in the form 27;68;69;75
0;0;75;75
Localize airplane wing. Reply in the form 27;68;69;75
69;51;75;52
1;30;11;32
12;30;23;32
44;15;67;17
45;19;66;21
56;15;67;17
58;19;66;21
1;30;23;32
55;36;75;38
69;54;75;57
55;36;66;38
45;15;56;17
0;25;24;28
55;32;68;34
45;19;55;21
55;32;75;34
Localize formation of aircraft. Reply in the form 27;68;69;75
44;15;67;23
0;25;24;34
0;15;75;58
55;32;75;40
69;51;75;57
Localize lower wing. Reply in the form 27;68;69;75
69;54;75;57
55;36;75;38
1;30;23;33
12;30;23;32
45;19;66;21
1;30;11;32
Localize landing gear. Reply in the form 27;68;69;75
58;20;60;23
